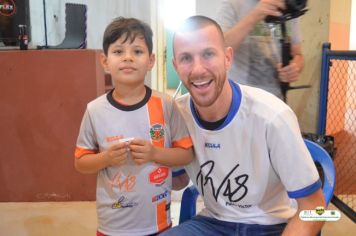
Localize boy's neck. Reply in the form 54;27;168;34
112;84;147;106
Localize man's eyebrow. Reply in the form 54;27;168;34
176;51;190;57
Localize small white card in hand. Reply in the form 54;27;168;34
119;137;134;143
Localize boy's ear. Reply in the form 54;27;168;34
148;53;156;70
100;53;110;73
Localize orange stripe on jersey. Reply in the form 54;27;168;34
172;136;193;149
156;200;169;232
147;96;165;147
74;147;97;158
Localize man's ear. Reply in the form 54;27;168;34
225;46;234;70
100;53;110;73
172;57;177;71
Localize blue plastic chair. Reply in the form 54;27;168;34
179;139;336;224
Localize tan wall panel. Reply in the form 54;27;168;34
288;0;331;132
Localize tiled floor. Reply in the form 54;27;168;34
0;201;354;235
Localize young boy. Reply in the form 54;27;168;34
74;17;194;236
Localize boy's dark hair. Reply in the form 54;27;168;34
102;17;153;55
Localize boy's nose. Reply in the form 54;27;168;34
123;52;134;61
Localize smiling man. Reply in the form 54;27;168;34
162;15;325;236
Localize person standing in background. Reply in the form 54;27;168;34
216;0;304;99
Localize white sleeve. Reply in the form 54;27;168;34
267;107;320;198
167;97;192;148
76;109;98;151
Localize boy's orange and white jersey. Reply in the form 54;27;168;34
75;86;192;236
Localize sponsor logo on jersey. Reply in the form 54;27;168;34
0;0;16;17
112;196;138;209
150;123;164;141
106;135;122;143
225;202;252;208
149;166;169;184
205;142;221;149
152;190;169;202
110;171;137;192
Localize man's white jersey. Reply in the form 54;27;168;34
75;87;192;235
177;80;320;225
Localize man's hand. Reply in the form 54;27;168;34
277;61;300;83
277;45;304;83
253;0;286;21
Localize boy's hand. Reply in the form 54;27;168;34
103;142;129;166
129;139;156;165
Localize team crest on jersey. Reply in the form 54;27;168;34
150;123;164;141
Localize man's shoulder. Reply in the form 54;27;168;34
176;93;190;109
239;84;292;115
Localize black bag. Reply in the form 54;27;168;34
302;133;336;185
302;133;336;159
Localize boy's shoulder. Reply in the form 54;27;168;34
150;89;174;104
87;92;109;110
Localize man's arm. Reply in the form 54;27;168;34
172;172;190;190
224;0;285;49
283;188;326;236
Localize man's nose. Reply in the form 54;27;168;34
191;58;206;75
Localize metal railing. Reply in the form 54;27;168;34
318;43;356;222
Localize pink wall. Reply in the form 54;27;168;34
0;50;105;202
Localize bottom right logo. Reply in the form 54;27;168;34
299;206;341;221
